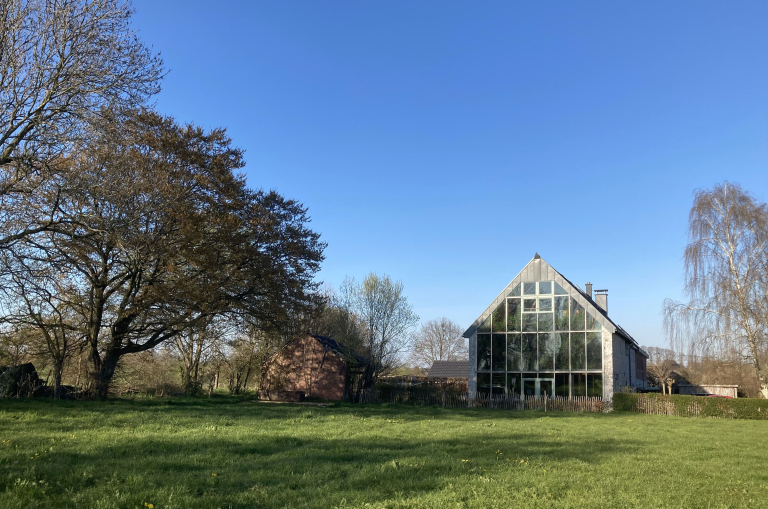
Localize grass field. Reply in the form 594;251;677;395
0;398;766;509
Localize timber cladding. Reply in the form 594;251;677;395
260;334;349;401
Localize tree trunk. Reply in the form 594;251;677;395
52;357;64;400
92;350;120;400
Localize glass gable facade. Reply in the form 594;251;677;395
476;280;603;398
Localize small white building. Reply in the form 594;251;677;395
464;254;648;406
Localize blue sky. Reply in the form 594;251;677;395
131;1;768;348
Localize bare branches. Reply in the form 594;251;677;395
345;273;419;379
664;182;768;396
0;0;163;166
408;317;467;369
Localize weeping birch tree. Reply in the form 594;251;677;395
663;182;768;397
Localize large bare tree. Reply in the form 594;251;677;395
664;182;768;398
408;317;467;369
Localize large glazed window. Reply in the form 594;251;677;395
571;332;586;370
507;299;521;331
538;333;555;371
477;334;491;371
492;302;506;332
555;332;569;370
507;333;521;371
586;332;602;369
492;334;506;371
554;297;569;330
571;299;586;330
476;279;604;398
522;333;537;371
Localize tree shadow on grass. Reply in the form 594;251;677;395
0;414;644;509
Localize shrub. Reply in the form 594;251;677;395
614;393;768;420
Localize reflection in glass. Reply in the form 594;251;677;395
509;283;521;297
538;333;554;371
587;312;602;331
522;333;537;370
524;282;536;295
538;313;553;331
507;373;520;397
555;332;569;370
522;313;538;332
492;334;506;371
492;302;506;332
571;332;586;370
539;379;553;397
507;298;521;331
554;282;568;295
572;373;587;397
507;334;521;371
555;373;569;397
523;299;537;312
523;379;536;396
477;334;491;371
587;332;602;370
478;315;491;333
492;373;506;395
538;281;552;294
539;298;552;311
571;298;586;330
554;296;569;330
477;373;491;395
587;374;603;397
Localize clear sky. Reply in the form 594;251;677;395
131;1;768;348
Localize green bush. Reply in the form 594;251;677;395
613;393;768;420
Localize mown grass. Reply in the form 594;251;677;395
0;397;766;508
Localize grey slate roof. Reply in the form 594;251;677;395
462;254;648;358
427;360;469;379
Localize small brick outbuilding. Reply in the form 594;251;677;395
260;334;367;401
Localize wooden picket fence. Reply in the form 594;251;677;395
358;389;603;413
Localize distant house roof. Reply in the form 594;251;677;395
427;360;469;379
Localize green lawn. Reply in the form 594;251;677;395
0;398;766;508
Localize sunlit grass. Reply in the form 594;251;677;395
0;397;765;508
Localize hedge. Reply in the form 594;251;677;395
614;392;768;420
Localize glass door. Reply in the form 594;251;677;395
538;379;554;398
523;378;536;397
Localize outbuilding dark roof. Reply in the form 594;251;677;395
427;360;469;379
311;334;369;366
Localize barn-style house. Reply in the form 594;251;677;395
464;254;648;405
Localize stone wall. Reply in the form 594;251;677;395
467;332;477;393
602;330;614;406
